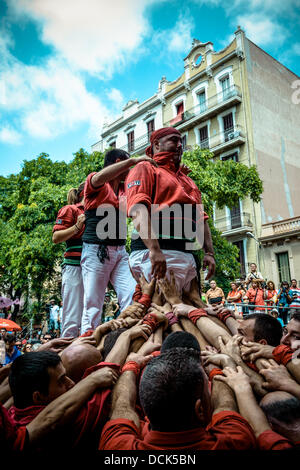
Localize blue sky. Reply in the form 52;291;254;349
1;0;299;177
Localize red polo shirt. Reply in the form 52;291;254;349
125;152;206;213
84;172;125;210
99;410;256;450
53;203;84;266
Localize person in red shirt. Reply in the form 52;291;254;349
244;280;266;313
53;182;85;337
7;350;119;450
99;348;256;450
126;127;215;293
81;149;154;334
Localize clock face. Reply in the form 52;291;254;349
193;53;202;66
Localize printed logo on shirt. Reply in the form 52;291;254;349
127;180;141;189
56;219;63;224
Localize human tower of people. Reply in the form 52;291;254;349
1;127;300;451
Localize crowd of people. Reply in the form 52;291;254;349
1;126;300;452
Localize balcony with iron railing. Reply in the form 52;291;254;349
117;132;151;155
260;216;300;242
165;85;242;130
214;211;253;235
199;125;246;154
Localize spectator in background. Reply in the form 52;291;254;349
245;263;264;287
227;282;242;312
22;343;32;354
276;281;292;325
4;335;21;365
264;281;277;311
244;280;265;313
289;279;300;316
205;280;225;306
0;328;7;341
49;300;60;337
270;308;284;328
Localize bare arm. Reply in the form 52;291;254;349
92;156;154;188
215;367;270;438
202;220;216;280
130;205;166;279
53;213;85;244
211;376;238;415
110;370;140;428
105;323;151;366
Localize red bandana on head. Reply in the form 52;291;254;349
145;127;182;156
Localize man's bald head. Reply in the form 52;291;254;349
61;344;102;383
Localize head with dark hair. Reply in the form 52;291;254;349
281;313;300;350
67;181;85;205
103;149;129;168
237;313;282;346
5;334;16;355
260;392;300;442
102;328;128;360
9;351;74;409
161;331;200;354
139;348;211;432
280;280;290;289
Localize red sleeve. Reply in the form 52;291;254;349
257;430;294;450
84;172;99;196
99;418;141;450
53;205;76;232
126;162;155;214
207;411;257;450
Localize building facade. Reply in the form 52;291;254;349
91;28;300;287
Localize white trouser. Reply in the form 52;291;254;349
129;249;197;293
80;243;136;334
61;265;84;337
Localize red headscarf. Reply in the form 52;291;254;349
145;127;182;156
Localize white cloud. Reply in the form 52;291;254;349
168;16;194;53
152;14;194;56
107;88;125;111
0;125;22;145
0;39;110;140
236;13;288;46
8;0;159;77
292;43;300;55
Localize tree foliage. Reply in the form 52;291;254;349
0;145;262;319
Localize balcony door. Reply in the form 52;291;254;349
220;75;230;100
199;126;208;149
230;203;241;229
233;240;246;277
223;113;234;141
276;252;291;283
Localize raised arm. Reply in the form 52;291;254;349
92;156;155;188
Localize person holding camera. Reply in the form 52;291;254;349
245;263;264;287
275;281;292;325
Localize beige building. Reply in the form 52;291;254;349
160;28;300;286
92;27;300;287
